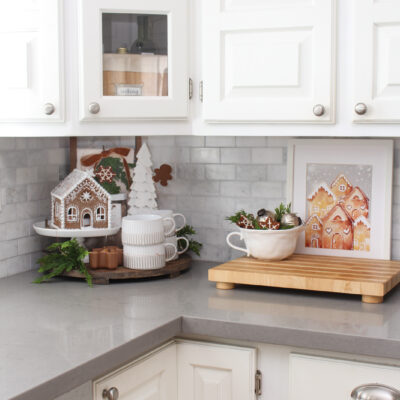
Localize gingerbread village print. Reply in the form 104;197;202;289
305;173;371;251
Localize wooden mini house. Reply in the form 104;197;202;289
51;169;111;230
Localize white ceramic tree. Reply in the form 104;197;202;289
128;143;158;214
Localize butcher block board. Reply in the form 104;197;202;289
208;254;400;303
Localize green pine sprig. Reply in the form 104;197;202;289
274;202;292;222
177;225;203;256
34;239;92;286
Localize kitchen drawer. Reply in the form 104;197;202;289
289;353;400;400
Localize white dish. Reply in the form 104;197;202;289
33;221;121;238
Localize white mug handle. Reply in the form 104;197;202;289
176;236;189;255
173;213;186;232
226;232;248;255
164;243;177;262
163;217;176;236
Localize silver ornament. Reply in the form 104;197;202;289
256;209;276;223
281;213;302;227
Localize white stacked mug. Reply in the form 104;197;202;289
122;215;178;270
130;209;190;261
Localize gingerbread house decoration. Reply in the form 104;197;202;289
307;183;336;219
344;186;369;220
321;204;354;250
305;214;323;248
51;169;111;230
353;216;371;251
331;174;353;202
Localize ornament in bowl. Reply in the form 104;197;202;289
226;203;304;261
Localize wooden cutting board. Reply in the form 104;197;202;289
208;254;400;303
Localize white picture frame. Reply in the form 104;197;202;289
287;139;393;260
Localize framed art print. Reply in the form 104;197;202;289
288;139;393;260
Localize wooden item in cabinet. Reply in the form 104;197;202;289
208;254;400;303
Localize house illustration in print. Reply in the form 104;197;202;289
305;214;323;248
51;169;111;229
331;174;353;202
307;183;336;218
344;186;369;220
305;173;370;252
321;205;354;250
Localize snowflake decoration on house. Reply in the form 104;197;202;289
80;191;92;202
95;165;116;184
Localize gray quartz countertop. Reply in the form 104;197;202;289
2;260;400;400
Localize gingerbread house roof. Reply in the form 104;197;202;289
51;169;111;201
353;215;371;229
307;183;336;201
305;213;323;226
331;173;352;189
323;203;352;224
345;186;370;202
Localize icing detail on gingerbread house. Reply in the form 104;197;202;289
51;169;111;230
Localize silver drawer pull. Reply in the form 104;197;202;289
351;384;400;400
102;387;119;400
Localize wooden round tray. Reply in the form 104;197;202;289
61;254;191;285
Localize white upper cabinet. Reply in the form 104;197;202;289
354;0;400;122
78;0;189;121
0;0;63;122
201;0;336;123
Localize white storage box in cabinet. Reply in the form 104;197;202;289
289;353;400;400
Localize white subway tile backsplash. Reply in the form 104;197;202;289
176;136;205;147
251;147;283;164
191;181;220;196
221;148;251;164
191;148;220;164
220;181;251;197
236;165;268;181
251;181;283;198
206;136;236;147
205;164;235;180
236;136;268;147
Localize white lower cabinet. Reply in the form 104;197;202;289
93;340;257;400
289;353;400;400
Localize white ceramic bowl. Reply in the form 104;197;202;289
226;225;305;261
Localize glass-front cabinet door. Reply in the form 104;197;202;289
79;0;188;120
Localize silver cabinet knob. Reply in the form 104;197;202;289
355;102;368;115
351;384;400;400
102;387;119;400
313;104;325;117
88;102;100;114
43;103;55;115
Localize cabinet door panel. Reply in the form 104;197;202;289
289;354;400;400
79;0;188;120
93;344;177;400
0;0;63;121
354;0;400;122
202;0;335;122
177;341;256;400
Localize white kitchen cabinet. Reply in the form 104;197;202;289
289;353;400;400
201;0;336;123
177;341;257;400
78;0;189;121
354;0;400;122
93;340;256;400
0;0;63;122
93;342;177;400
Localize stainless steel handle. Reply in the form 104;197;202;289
88;102;100;114
43;103;55;115
351;384;400;400
102;387;119;400
355;102;368;115
313;104;325;117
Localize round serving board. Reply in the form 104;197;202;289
61;254;191;285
